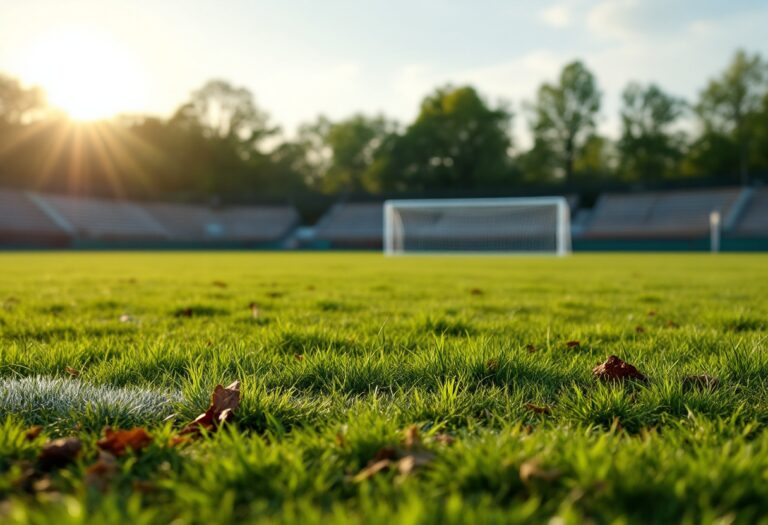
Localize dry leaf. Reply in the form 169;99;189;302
85;451;118;491
519;459;562;484
64;367;80;377
647;310;657;317
249;302;260;319
212;281;228;288
38;437;82;469
97;427;153;456
24;426;43;441
294;354;304;362
665;320;679;328
180;381;241;436
635;325;645;333
396;451;434;476
352;459;392;482
593;355;647;383
524;403;552;415
566;340;580;348
469;288;484;296
403;425;421;449
525;344;537;353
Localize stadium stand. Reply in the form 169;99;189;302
582;188;745;238
0;190;70;246
312;202;383;248
732;187;768;237
32;194;171;241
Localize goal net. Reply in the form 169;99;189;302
384;197;571;255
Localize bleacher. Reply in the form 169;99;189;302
732;188;768;238
0;190;69;246
582;188;745;239
312;202;383;248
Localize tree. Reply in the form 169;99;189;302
380;85;513;191
0;74;46;124
696;50;766;184
618;82;686;182
528;61;601;182
172;79;277;159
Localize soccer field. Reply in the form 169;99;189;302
1;252;767;523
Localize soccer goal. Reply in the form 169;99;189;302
383;197;571;255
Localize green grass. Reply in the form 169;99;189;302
1;252;767;524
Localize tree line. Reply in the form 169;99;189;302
0;49;767;205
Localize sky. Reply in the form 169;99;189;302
1;0;767;147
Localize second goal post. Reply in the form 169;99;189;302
383;197;572;255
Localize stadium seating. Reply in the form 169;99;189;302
583;188;745;238
0;190;70;246
313;202;383;248
732;187;768;237
33;194;170;240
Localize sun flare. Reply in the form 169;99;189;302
18;27;148;121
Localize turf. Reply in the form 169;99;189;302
0;252;767;524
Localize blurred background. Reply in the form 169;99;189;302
0;0;766;251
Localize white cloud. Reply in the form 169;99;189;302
539;4;572;28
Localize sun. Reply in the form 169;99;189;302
17;27;148;121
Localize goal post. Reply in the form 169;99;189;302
383;197;572;256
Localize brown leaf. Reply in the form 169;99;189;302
524;403;552;415
294;353;304;362
485;358;499;374
38;437;82;469
24;426;44;441
97;427;153;456
525;344;537;353
169;436;191;447
403;425;421;449
396;450;434;476
665;320;679;328
85;451;118;491
249;302;260;319
647;310;657;317
64;367;80;377
593;355;647;383
682;374;720;391
469;288;484;296
519;459;562;484
352;459;392;482
180;380;241;436
212;281;228;288
432;433;454;446
266;291;284;299
565;340;580;348
373;446;398;462
635;325;645;333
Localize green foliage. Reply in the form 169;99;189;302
0;253;767;522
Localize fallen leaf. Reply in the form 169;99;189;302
294;353;304;362
64;367;80;377
85;451;118;491
352;459;392;482
486;358;499;373
647;310;657;317
38;437;82;469
526;344;537;353
180;381;241;436
682;374;720;391
519;459;562;484
212;281;228;288
97;428;153;456
635;325;645;333
469;288;484;296
524;403;552;415
403;425;421;449
593;355;647;383
24;426;43;441
566;340;580;348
